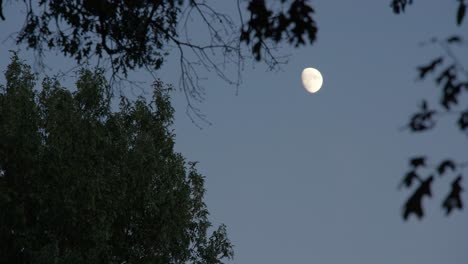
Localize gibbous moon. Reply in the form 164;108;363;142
301;67;323;93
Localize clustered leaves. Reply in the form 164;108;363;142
0;0;320;124
394;3;468;220
401;34;468;220
391;0;466;24
405;36;468;134
390;0;413;14
400;157;464;220
14;0;183;76
0;0;319;82
408;100;436;132
241;0;317;61
417;39;467;104
0;55;233;263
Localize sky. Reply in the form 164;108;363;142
1;1;467;264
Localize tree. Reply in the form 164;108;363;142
0;54;233;263
5;0;463;222
391;1;468;220
0;0;317;120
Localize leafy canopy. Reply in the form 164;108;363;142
0;0;317;121
391;1;467;220
0;54;233;263
0;0;317;76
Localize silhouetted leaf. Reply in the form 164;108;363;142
240;30;250;44
410;157;426;168
242;0;317;60
436;65;456;85
441;83;461;110
409;103;436;131
390;0;413;14
442;176;463;215
253;42;262;61
458;110;468;131
421;100;428;110
446;35;463;44
437;160;456;175
399;170;420;189
0;0;4;20
403;176;433;220
417;57;443;79
457;1;466;25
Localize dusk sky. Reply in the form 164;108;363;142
1;1;467;263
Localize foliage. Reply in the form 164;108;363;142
0;0;317;122
0;54;233;263
390;0;466;25
241;0;316;61
0;0;316;91
392;1;467;220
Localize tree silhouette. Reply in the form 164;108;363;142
392;1;467;220
0;54;233;263
0;0;317;121
3;0;463;222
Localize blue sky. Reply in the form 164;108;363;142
1;1;467;263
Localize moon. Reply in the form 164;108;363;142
301;67;323;93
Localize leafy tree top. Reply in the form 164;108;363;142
0;54;233;263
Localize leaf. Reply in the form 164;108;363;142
409;105;436;132
417;57;443;79
457;1;466;25
0;1;4;21
441;83;461;110
442;176;463;215
390;0;414;14
458;110;468;131
435;65;456;86
252;41;262;61
240;29;250;44
421;100;427;110
410;157;426;168
446;35;463;44
437;160;456;176
399;170;419;189
403;176;433;220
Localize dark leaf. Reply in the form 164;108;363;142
390;0;414;14
0;0;4;20
417;57;443;79
421;100;427;110
457;1;466;25
240;30;250;44
399;170;420;189
441;83;461;110
403;176;433;220
442;176;463;215
437;160;456;176
409;103;436;132
410;157;426;168
435;65;456;86
446;35;463;43
253;41;262;61
458;110;468;131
